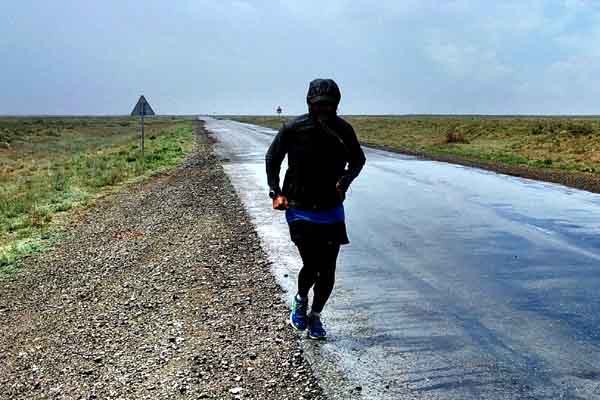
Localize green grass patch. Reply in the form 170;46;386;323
0;116;194;277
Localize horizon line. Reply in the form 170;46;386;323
2;113;600;118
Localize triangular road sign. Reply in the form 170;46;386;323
131;95;155;116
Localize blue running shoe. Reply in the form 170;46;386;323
308;313;327;340
290;295;308;331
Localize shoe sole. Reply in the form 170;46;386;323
289;312;306;331
307;333;327;340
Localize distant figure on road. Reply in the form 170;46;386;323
265;79;366;339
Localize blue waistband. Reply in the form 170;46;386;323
285;204;345;225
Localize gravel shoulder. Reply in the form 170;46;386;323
0;121;326;399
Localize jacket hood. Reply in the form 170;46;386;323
306;79;341;105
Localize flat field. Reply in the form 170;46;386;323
233;115;600;174
0;116;193;275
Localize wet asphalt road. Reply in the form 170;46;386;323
203;117;600;400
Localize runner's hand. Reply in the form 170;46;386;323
273;195;289;210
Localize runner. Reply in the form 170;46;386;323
265;78;366;339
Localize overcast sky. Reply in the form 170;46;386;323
2;0;600;115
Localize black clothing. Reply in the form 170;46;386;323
297;241;340;313
265;113;366;211
306;79;341;105
267;79;363;315
288;219;349;246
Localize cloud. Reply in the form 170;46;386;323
2;0;600;114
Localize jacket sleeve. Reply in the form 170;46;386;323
265;124;289;195
338;124;366;191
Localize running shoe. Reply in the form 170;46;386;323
290;295;308;331
307;313;327;340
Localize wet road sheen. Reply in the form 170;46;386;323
204;117;600;400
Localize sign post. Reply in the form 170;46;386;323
131;95;155;170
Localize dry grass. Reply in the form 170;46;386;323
445;131;469;144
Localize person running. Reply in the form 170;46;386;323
265;78;366;339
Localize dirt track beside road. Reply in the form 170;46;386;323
0;121;326;400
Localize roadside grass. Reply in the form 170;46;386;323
231;115;600;175
0;116;194;277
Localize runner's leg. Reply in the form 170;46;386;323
311;242;340;313
296;243;317;298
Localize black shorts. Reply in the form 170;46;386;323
288;220;350;246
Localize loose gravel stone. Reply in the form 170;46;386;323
0;121;326;399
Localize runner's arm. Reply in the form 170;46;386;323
338;125;366;191
265;125;289;196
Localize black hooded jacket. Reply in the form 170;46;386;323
265;113;366;210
